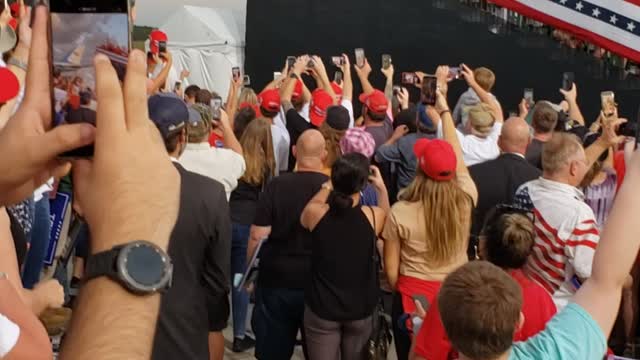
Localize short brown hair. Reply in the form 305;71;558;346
439;261;522;359
473;67;496;92
531;102;558;134
541;132;583;174
195;90;220;106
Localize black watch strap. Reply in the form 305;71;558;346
85;248;120;282
289;73;299;80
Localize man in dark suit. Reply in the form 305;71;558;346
147;94;231;360
469;117;541;254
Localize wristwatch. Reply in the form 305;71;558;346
85;241;173;295
289;73;299;80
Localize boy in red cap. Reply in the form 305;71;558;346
354;58;393;150
147;29;178;95
258;88;290;174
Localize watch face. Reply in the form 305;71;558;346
118;242;171;292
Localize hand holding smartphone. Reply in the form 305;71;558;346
601;91;616;117
232;66;241;81
401;72;417;85
524;88;534;108
355;48;365;68
421;76;437;106
286;56;296;71
332;56;345;67
49;0;131;157
562;72;575;91
382;54;392;70
334;70;343;84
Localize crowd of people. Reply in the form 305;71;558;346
2;1;640;360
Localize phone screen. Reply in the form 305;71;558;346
158;41;167;54
562;72;574;91
334;70;343;84
382;54;392;70
422;75;437;106
524;88;534;106
355;48;365;68
273;72;282;80
243;75;251;86
232;67;240;80
50;0;131;157
332;56;344;67
211;97;222;120
601;91;615;116
401;72;416;85
412;294;430;311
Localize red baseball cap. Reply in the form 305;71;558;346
413;138;457;181
258;89;281;114
8;18;17;31
292;80;303;101
239;102;261;117
0;67;20;103
359;89;388;116
149;30;168;54
309;89;333;127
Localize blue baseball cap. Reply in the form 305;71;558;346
148;94;188;139
417;103;434;129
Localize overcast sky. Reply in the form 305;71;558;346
135;0;247;27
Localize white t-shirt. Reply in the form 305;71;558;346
178;143;246;200
438;122;502;166
0;314;20;357
149;61;179;93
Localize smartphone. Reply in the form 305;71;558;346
524;88;534;107
562;72;574;91
158;40;167;54
243;74;251;86
449;67;462;80
174;81;181;91
286;56;296;71
401;72;417;85
232;66;241;81
601;91;615;116
355;48;365;68
422;75;437;106
393;85;401;96
334;70;343;84
307;58;315;68
211;96;222;120
273;71;282;80
412;294;430;312
332;56;345;67
50;0;131;157
382;54;392;70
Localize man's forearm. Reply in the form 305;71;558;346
222;125;242;155
358;73;375;95
61;278;161;359
376;187;390;213
568;99;585;125
585;138;609;169
343;69;353;101
384;78;393;103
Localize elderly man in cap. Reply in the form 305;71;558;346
147;94;231;360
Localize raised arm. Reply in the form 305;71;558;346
382;64;395;104
339;54;353;102
573;146;640;338
226;75;243;126
147;52;173;95
460;64;503;123
354;58;374;95
584;115;625;168
218;109;242;155
300;182;332;230
559;83;585;125
435;67;469;177
281;56;308;111
310;56;336;104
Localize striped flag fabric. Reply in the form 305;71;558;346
489;0;640;62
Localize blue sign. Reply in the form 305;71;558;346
45;192;71;266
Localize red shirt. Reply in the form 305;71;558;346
614;150;626;191
413;269;556;360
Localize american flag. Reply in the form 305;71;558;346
489;0;640;62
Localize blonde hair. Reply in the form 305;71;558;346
240;118;276;186
238;88;259;106
468;103;495;137
319;122;347;168
473;67;496;92
400;170;473;266
542;133;583;175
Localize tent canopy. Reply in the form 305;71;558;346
151;5;246;97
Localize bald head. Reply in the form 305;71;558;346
294;129;327;170
498;117;531;155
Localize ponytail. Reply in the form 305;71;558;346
328;191;354;211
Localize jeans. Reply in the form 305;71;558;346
22;195;51;289
252;287;306;360
231;223;251;339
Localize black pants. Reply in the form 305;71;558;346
392;291;411;360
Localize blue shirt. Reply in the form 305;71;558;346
375;132;435;191
509;303;606;360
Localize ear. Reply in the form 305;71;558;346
568;161;578;177
516;312;525;332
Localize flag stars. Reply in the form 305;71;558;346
628;22;637;32
575;2;584;11
610;15;618;24
592;8;601;18
559;0;568;4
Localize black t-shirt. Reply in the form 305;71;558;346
285;108;315;172
525;138;545;170
152;164;231;360
307;206;378;322
230;180;263;225
253;171;329;289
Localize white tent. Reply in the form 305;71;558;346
151;5;246;96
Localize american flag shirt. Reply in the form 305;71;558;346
514;178;600;310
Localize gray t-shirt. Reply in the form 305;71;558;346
365;118;394;150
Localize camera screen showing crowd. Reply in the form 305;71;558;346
1;1;640;360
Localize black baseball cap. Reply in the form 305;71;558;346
148;94;188;139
